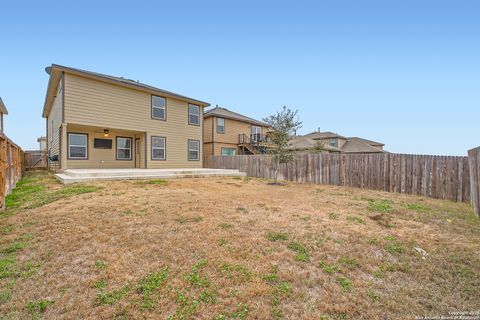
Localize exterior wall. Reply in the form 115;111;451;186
65;124;145;169
214;143;238;156
203;116;214;143
203;115;269;157
337;138;347;149
63;74;203;169
317;138;347;149
47;77;63;159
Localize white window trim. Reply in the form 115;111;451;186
188;104;200;125
116;137;132;160
152;136;166;160
68;133;88;159
152;96;166;120
188;139;200;160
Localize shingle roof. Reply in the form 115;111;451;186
341;138;385;153
0;97;8;115
346;136;384;147
287;136;342;152
204;107;269;127
304;131;348;140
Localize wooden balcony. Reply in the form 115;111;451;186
238;133;273;146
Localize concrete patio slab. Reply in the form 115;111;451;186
55;168;246;184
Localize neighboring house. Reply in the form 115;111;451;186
303;131;350;149
341;137;385;153
42;64;209;170
287;135;342;153
291;131;385;154
0;97;8;134
203;107;271;160
37;136;47;151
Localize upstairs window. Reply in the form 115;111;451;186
152;96;166;120
68;133;88;159
116;137;132;160
329;138;337;147
188;139;200;160
188;104;200;125
217;117;225;134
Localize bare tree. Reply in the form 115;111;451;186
263;106;302;184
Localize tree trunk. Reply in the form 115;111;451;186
275;155;280;184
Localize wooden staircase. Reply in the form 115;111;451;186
238;134;272;155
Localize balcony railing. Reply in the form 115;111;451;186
239;133;272;145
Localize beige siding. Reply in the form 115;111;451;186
203;116;214;143
47;78;63;159
203;116;269;157
63;74;203;169
214;143;238;156
65;124;146;169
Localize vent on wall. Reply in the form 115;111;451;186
94;138;112;149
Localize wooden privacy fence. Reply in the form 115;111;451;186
206;153;472;203
468;147;480;215
0;134;24;209
24;150;47;170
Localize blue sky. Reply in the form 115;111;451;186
1;0;479;155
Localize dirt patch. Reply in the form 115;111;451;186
0;172;479;319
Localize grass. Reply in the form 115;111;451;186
95;260;108;269
1;242;28;254
384;236;404;255
136;179;168;186
262;266;280;283
185;260;210;287
406;203;431;212
336;276;353;292
266;231;288;242
4;171;101;210
328;212;338;220
318;260;340;274
367;199;394;213
220;263;252;281
347;214;365;224
97;284;130;305
0;257;16;279
26;299;54;314
1;172;479;319
287;241;310;262
137;268;168;308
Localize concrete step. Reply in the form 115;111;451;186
55;169;246;184
62;168;237;178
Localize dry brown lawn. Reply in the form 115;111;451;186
0;171;479;319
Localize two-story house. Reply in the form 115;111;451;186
203;107;271;161
299;131;385;153
42;65;210;170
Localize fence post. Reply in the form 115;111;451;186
468;146;480;216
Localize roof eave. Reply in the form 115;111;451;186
50;64;210;107
204;112;269;127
